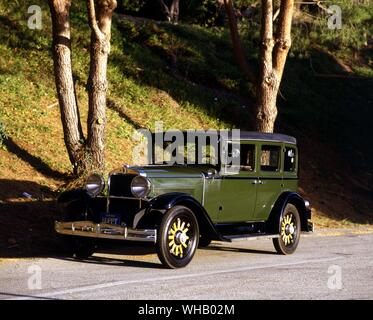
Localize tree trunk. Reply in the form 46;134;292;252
48;0;85;174
86;0;117;173
223;0;256;84
255;0;278;133
224;0;294;133
255;0;294;133
170;0;180;23
156;0;171;21
273;0;294;82
49;0;117;176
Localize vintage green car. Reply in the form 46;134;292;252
55;131;313;268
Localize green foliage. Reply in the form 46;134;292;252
119;0;146;13
293;0;372;55
180;0;223;26
0;0;372;174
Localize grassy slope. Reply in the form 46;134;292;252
0;1;372;256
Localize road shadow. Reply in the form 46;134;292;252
0;292;59;300
0;179;59;258
202;244;278;255
55;255;162;269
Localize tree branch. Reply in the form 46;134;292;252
223;0;256;84
87;0;104;39
273;0;294;80
260;0;274;72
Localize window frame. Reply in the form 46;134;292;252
221;139;257;177
258;142;283;177
282;144;298;178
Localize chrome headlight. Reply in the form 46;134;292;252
85;174;105;197
130;175;151;198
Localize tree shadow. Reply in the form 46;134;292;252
107;98;143;129
3;137;70;181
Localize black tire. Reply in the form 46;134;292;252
272;203;301;255
198;236;212;248
157;206;199;269
60;236;96;259
58;203;96;259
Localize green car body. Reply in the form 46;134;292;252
55;131;313;268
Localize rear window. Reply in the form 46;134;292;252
260;145;281;172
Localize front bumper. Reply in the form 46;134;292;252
55;221;157;243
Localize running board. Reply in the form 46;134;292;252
222;233;279;242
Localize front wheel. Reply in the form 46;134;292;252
272;203;301;255
157;206;199;269
60;236;96;259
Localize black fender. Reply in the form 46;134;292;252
57;188;92;221
267;191;311;233
141;192;226;241
57;188;90;204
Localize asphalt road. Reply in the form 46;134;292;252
0;231;372;300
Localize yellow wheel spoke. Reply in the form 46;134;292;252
170;244;176;253
170;223;176;233
168;218;193;257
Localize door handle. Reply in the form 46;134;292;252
251;180;258;184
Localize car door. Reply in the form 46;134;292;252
215;140;259;223
254;143;284;221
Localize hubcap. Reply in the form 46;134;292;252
168;218;190;258
281;214;296;246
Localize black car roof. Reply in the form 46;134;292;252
232;131;296;144
151;130;296;145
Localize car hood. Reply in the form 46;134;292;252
125;164;215;179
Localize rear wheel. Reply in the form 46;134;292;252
272;203;301;255
157;206;199;269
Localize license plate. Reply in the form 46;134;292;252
100;213;121;225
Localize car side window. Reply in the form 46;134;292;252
226;142;255;172
284;147;296;172
260;145;281;172
239;144;255;172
